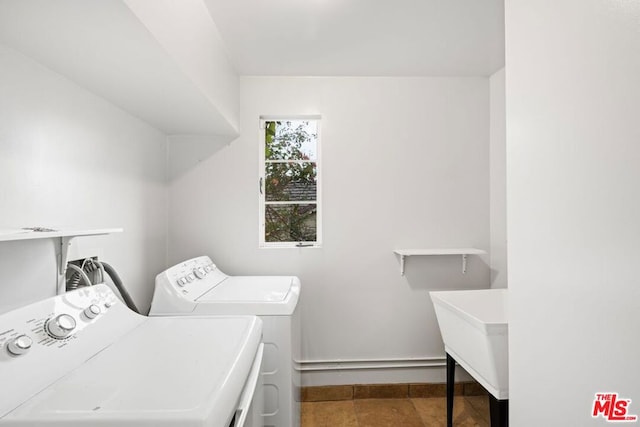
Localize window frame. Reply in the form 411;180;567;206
258;115;322;248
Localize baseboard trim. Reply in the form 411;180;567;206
296;356;446;372
301;381;488;402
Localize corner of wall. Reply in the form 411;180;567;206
489;67;507;289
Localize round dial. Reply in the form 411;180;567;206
193;268;206;279
46;314;77;339
7;335;33;356
83;304;101;319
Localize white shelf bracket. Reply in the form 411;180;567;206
56;236;74;295
400;255;407;276
0;227;121;295
462;254;468;274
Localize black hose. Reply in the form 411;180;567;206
99;261;141;314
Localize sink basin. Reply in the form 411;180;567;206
430;289;508;399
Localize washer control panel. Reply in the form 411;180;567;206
159;256;227;300
0;284;145;418
0;285;120;359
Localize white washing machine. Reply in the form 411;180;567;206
149;256;301;427
0;284;263;427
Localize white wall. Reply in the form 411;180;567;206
0;45;167;314
168;76;490;385
489;68;507;288
507;1;640;425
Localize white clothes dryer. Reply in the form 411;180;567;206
0;284;263;427
150;256;301;427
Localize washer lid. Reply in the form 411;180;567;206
2;316;262;426
197;276;294;303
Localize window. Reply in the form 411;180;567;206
259;117;321;247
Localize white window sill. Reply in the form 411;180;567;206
259;243;322;249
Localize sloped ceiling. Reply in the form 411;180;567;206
0;0;239;136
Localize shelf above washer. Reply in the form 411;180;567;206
393;248;486;276
0;228;122;242
0;228;123;294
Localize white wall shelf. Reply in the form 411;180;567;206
0;228;122;242
0;228;123;294
393;248;486;276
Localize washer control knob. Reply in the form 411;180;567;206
83;304;101;319
194;267;206;279
46;314;77;339
7;335;33;356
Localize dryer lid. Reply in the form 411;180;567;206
197;276;294;302
2;316;262;426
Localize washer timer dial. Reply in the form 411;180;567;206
194;267;206;279
45;314;77;339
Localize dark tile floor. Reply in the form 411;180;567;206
302;395;490;427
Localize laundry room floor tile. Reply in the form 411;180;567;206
353;399;424;427
465;395;490;422
301;400;358;427
411;396;489;427
301;396;490;427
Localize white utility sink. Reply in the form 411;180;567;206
430;289;508;399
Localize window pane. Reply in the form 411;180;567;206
265;120;317;161
265;204;317;242
266;163;317;202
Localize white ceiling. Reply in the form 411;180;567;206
203;0;505;76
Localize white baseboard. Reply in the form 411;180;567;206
297;357;472;387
